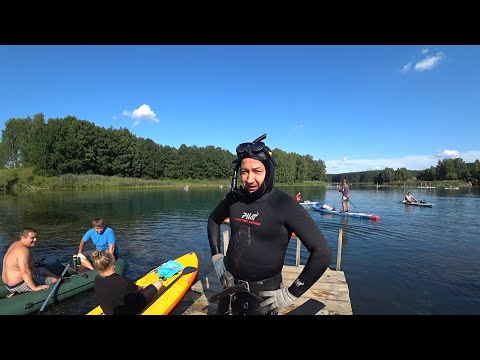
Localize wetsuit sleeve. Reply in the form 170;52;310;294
274;195;332;298
207;195;230;256
208;216;222;256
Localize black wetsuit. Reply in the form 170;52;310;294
94;273;157;315
208;186;332;314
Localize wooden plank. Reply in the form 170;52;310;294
184;265;353;315
281;267;347;283
190;274;222;293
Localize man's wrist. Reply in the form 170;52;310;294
287;285;301;299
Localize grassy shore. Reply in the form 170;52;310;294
0;167;233;191
0;167;470;192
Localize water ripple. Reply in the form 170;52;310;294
1;186;480;314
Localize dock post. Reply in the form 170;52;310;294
336;228;343;271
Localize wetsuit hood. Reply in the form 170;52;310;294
230;134;276;201
237;155;275;202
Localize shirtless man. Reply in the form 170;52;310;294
2;227;59;295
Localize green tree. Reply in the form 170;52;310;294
274;149;296;184
161;145;179;179
0;117;33;168
110;128;137;177
310;159;326;181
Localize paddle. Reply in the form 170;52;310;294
347;198;359;210
37;260;71;314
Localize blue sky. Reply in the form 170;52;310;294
1;45;479;174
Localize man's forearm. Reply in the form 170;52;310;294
78;241;85;254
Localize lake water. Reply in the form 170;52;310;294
1;185;479;315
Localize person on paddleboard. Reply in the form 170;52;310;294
207;133;332;315
405;192;418;203
339;178;350;212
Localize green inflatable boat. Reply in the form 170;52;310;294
0;257;126;315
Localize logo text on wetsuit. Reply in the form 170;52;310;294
294;278;304;287
242;212;259;221
234;212;261;226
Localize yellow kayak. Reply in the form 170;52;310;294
87;252;198;315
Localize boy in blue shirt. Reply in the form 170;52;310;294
77;217;118;270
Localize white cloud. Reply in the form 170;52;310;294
414;52;445;72
325;150;480;174
402;62;412;73
401;50;445;73
326;156;431;174
434;149;480;163
435;149;460;158
462;150;480;163
122;104;159;127
295;123;304;129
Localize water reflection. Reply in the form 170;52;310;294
340;217;350;246
1;186;480;314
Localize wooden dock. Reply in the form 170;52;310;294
178;228;353;315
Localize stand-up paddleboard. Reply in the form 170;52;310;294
299;201;319;208
87;252;198;315
313;204;380;221
399;200;434;207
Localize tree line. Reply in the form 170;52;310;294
0;114;326;183
2;114;478;186
328;158;480;185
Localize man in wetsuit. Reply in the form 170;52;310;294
207;134;332;315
